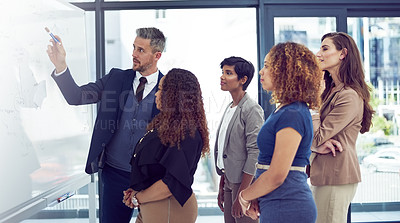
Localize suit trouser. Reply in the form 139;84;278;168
311;183;358;223
135;193;197;223
101;164;134;223
223;177;259;223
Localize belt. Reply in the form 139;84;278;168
256;163;306;172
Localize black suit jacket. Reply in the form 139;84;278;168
52;68;163;174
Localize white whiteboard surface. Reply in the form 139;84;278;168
0;0;93;221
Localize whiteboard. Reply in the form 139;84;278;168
0;0;93;221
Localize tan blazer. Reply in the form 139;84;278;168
214;93;264;184
310;83;363;186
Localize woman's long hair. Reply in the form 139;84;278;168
320;32;374;133
147;68;210;157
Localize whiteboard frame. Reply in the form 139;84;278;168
0;174;91;223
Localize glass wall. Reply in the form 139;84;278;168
274;17;336;53
104;7;258;204
86;11;97;83
348;17;400;205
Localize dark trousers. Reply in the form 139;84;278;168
223;177;259;223
101;164;134;223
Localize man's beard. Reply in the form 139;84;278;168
133;61;153;73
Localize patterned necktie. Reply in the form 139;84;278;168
136;77;147;102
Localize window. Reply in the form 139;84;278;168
274;17;336;52
349;17;400;206
104;7;257;206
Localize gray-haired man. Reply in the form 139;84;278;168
47;27;165;222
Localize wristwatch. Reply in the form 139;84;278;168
131;191;140;206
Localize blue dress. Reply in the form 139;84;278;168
256;101;317;223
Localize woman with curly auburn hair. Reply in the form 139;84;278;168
265;42;322;109
310;32;374;223
122;68;209;223
238;42;321;222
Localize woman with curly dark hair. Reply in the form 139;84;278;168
123;68;209;223
238;42;321;222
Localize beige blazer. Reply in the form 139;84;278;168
214;93;264;184
310;83;363;186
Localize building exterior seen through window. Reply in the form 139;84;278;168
348;17;400;203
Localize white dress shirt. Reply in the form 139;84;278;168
133;70;159;99
217;105;237;170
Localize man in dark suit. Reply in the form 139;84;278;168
46;27;165;222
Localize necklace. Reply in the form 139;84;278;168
133;129;154;158
138;129;154;144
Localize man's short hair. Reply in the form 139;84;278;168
136;27;166;53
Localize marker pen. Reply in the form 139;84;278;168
57;192;75;203
45;27;61;45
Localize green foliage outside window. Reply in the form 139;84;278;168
369;84;394;136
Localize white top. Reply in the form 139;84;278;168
216;105;237;170
133;70;159;99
